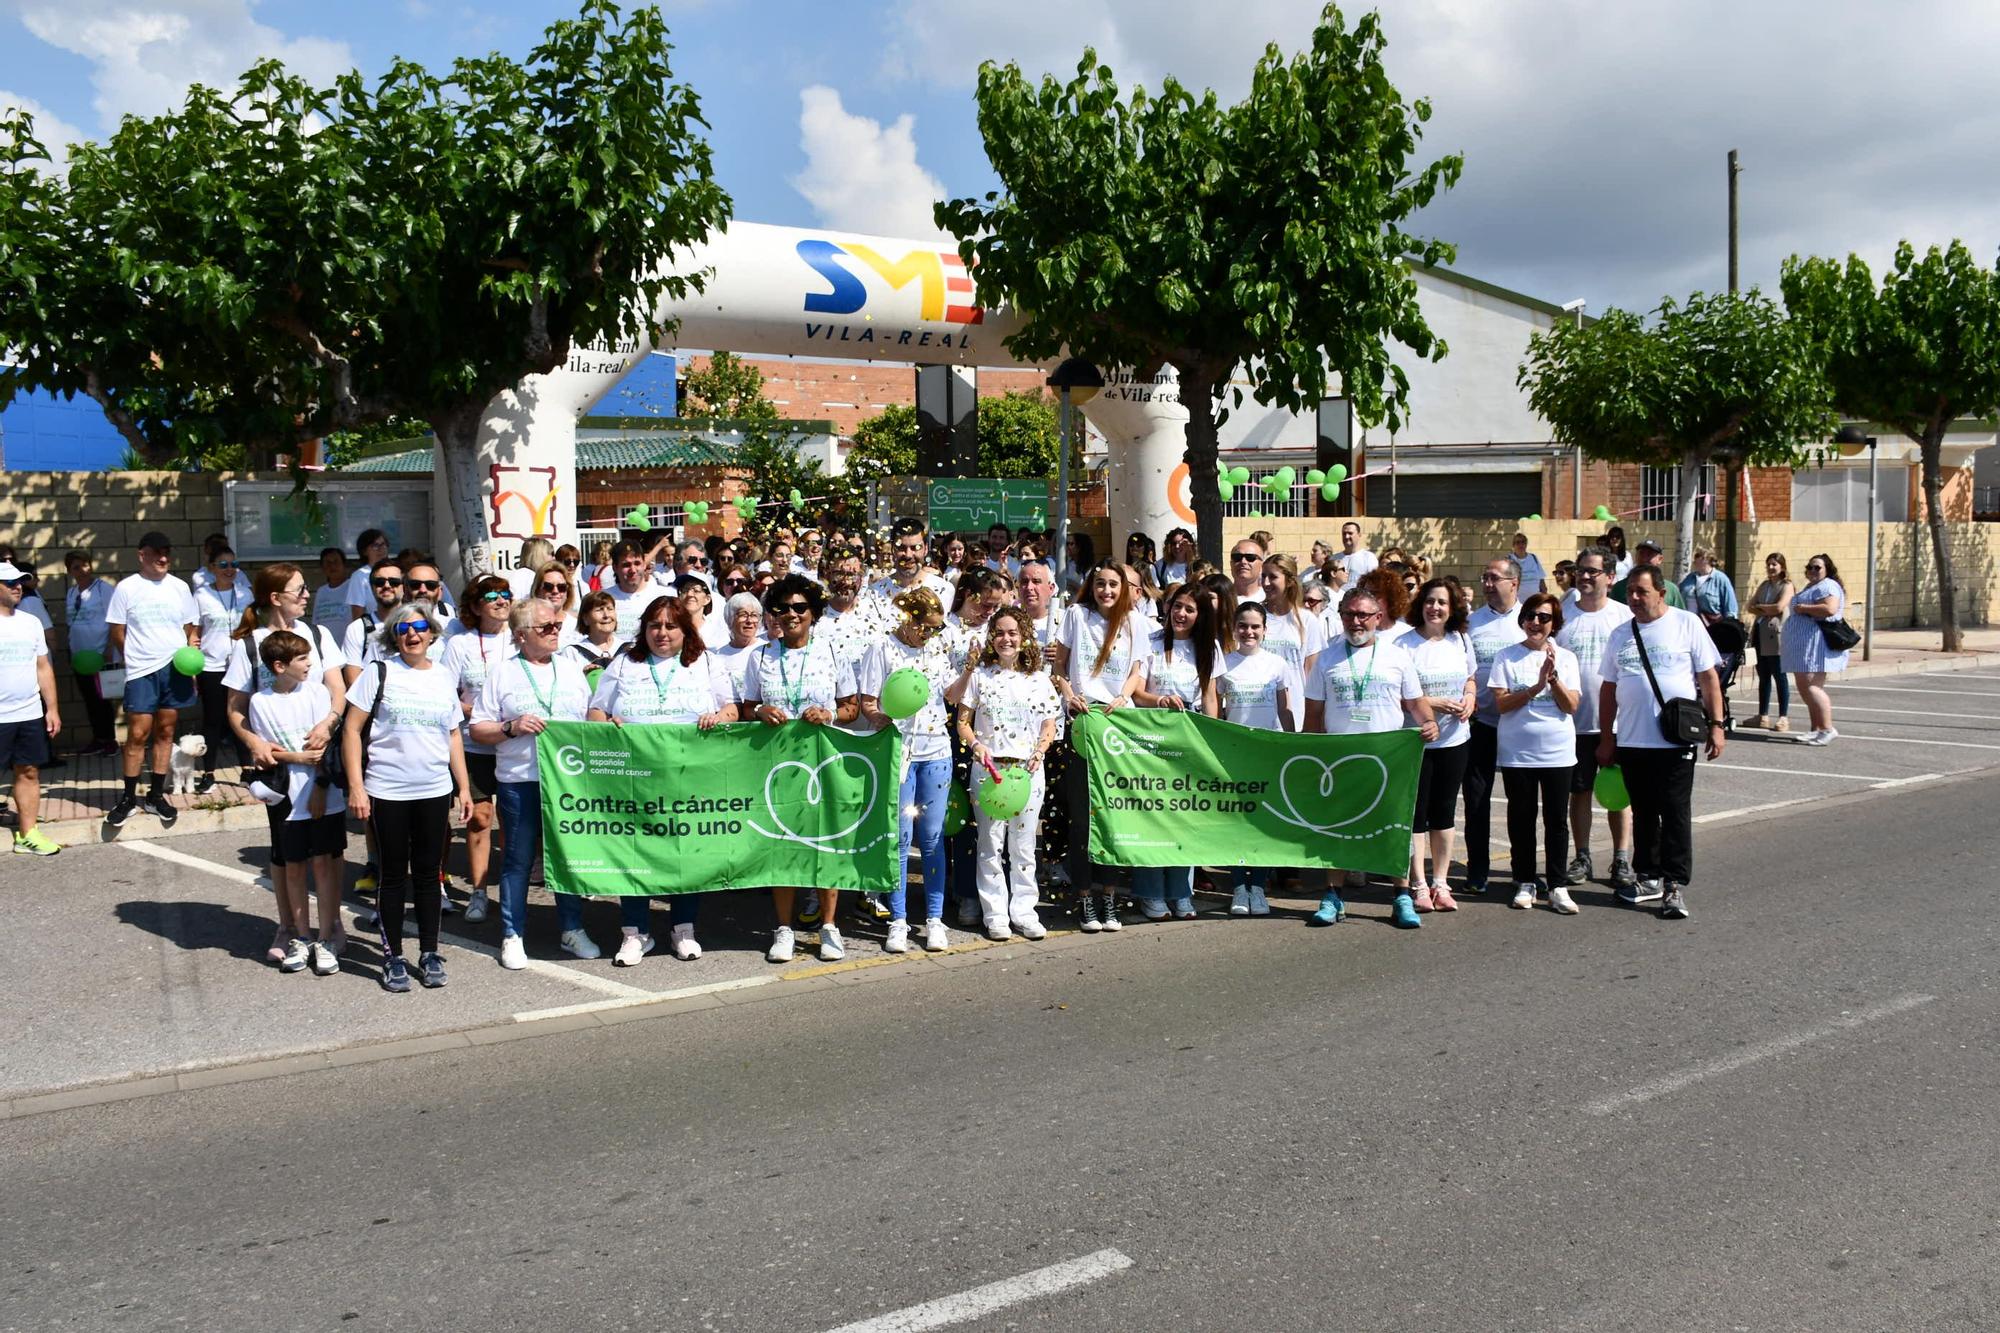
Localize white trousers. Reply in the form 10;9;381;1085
974;765;1046;929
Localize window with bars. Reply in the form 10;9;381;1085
1638;464;1717;522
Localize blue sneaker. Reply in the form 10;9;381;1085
418;952;448;988
1248;885;1270;916
1310;891;1345;926
1391;892;1423;929
380;956;411;994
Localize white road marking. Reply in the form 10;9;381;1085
1584;993;1936;1116
1825;682;2000;696
1817;705;2000;720
1794;731;2000;751
1708;762;1896;781
120;841;648;1000
1692;794;1829;824
512;972;775;1022
819;1248;1136;1333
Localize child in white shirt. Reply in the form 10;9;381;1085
245;631;348;976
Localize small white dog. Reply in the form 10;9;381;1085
166;735;208;793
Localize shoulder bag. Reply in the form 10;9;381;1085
1818;615;1861;652
1632;614;1708;748
319;659;386;790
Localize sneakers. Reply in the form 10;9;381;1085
1138;899;1171;921
986;922;1013;942
1310;891;1346;926
1078;893;1103;932
1014;916;1048;940
499;934;527;970
669;923;701;960
1510;883;1538;910
1229;885;1251;916
309;939;340;975
864;892;893;921
12;829;60;856
142;792;178;827
955;899;982;928
380;956;412;993
922;918;950;952
796;889;822;927
1804;727;1839;746
1660;885;1690;919
418;952;448;988
884;920;911;954
1411;884;1435;913
1247;886;1270;917
1390;892;1422;929
1609;855;1638;891
1565;852;1593;884
192;773;215;795
1430;881;1458;912
559;928;602;960
1098;896;1122;931
1463;879;1489;897
354;864;380;892
1170;898;1197;920
766;926;796;964
104;794;139;828
437;881;458;913
462;889;490;924
1618;876;1666;906
1549;885;1580;915
819;924;846;961
614;932;654;966
278;936;311;972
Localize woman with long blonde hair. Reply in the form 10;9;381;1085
1048;560;1143;931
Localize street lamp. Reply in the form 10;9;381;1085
1562;299;1587;517
1834;424;1878;660
1045;357;1104;599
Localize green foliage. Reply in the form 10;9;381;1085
1781;240;2000;650
680;350;778;422
976;391;1066;477
845;404;919;484
935;4;1461;560
324;415;433;468
676;351;858;531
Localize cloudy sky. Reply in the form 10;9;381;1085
4;0;1997;316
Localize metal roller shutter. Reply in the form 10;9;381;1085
1379;473;1542;518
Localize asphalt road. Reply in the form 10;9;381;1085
4;742;1997;1329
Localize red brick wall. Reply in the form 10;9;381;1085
1540;458;1794;523
681;354;1049;435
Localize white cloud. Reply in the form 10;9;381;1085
0;89;85;168
790;84;951;240
2;0;353;131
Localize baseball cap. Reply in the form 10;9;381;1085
0;560;26;582
137;531;173;551
1635;537;1664;553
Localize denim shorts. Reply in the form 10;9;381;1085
0;718;52;768
124;663;196;715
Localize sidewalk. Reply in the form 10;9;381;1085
1832;626;2000;679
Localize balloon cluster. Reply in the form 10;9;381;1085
733;495;760;524
1215;461;1346;508
1593;504;1615;523
625;505;651;532
683;499;710;525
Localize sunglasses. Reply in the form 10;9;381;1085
394;619;433;635
371;576;402;588
560;558;580;568
1231;552;1261;563
528;623;562;635
772;601;812;615
405;579;441;591
1524;611;1555;624
1339;609;1376;621
537;583;568;594
683;557;709;569
479;590;513;604
721;579;748;590
213;561;238;570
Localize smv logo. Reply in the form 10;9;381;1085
797;240;984;327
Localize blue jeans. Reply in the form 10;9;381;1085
495;782;585;939
621;894;699;931
1231;867;1270;893
896;756;953;922
1133;866;1194;906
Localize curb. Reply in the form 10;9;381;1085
1834;649;2000;682
37;800;268;849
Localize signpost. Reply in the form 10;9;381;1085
925;478;1052;533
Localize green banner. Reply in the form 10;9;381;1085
1072;711;1422;878
925;477;1051;532
537;720;902;895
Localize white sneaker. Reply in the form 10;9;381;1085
1510;884;1536;910
923;918;950;952
955;899;982;928
819;924;846;961
462;889;489;923
1013;917;1047;941
986;922;1013;941
308;940;339;976
278;937;310;973
1099;900;1122;932
1549;885;1580;915
884;920;910;954
669;922;701;960
613;932;653;966
559;928;602;960
499;934;528;970
767;925;796;963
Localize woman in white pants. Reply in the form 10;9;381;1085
955;607;1062;940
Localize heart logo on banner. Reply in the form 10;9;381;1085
750;750;880;850
1265;753;1390;836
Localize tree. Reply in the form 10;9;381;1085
0;0;730;582
845;404;919;486
679;350;777;422
677;350;859;530
935;5;1460;564
1518;291;1836;576
1781;242;2000;652
977;390;1069;478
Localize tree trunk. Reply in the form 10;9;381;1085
1919;429;1960;652
1179;368;1225;567
430;400;495;589
1673;448;1702;579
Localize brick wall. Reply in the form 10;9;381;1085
688;355;1049;436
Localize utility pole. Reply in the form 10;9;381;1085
1722;149;1742;584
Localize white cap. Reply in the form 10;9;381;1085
247;777;287;806
0;561;25;581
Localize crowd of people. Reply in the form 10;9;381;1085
0;517;1860;989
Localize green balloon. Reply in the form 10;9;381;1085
977;767;1032;820
684;500;709;525
1328;463;1348;482
1594;765;1631;812
1217;480;1235;502
1247;509;1264;519
1227;465;1251;485
171;645;205;677
880;667;930;720
1305;468;1327;485
1594;504;1615;522
1274;465;1296;486
71;648;105;675
1320;481;1341;502
789;488;805;505
625;505;651;532
943;782;970;837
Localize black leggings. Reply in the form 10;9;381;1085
1502;766;1573;886
79;670;118;746
195;670;246;772
370;794;449;955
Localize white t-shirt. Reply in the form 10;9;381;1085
1404;631;1478;750
348;658;463;801
1488;641;1581;768
605;583;661;640
222;624;347;696
1142;639;1208;709
193;582;253;671
1233;584;1265;605
1600;608;1721;750
438;630;512;755
816;600;890;676
711;640;762;701
1305;636;1422;735
341;565;377;613
1342;549;1379;581
474;655;593;784
740;638;852;715
1555;600;1633;735
962;666;1062;760
1261;607;1326;727
1218;649;1295;732
247;681;347;820
856;634;956;762
942;615;992;674
64;577;117;657
867;572;954;609
105;573;199;676
1056;605;1142;705
1467;604;1529;726
311;581;354;637
0;610;50;723
589;651;735;724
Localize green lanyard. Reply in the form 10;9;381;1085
775;645;808;713
1341;640;1379;706
646;656;681;714
519;659;556;718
